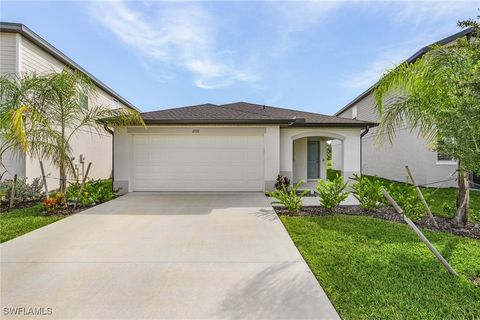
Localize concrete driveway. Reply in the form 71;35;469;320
1;193;339;319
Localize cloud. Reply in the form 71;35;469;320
272;1;342;32
341;49;411;89
87;1;257;89
391;1;476;29
342;1;476;90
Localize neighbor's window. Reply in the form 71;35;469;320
436;139;455;162
79;85;89;109
437;151;455;162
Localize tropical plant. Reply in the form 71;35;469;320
274;174;291;190
0;73;44;178
66;179;116;207
316;175;349;209
0;177;44;204
385;182;425;221
0;69;144;193
269;180;309;213
373;17;480;226
43;192;65;214
351;174;387;210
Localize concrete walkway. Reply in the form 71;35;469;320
1;192;339;319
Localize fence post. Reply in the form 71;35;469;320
381;188;458;276
9;174;17;209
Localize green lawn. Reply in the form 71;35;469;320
326;169;480;221
423;188;480;220
0;204;66;243
281;215;480;319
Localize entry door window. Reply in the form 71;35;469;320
307;141;320;179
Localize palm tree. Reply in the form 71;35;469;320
1;68;144;192
373;19;479;227
0;73;44;178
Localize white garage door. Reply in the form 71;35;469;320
133;135;264;191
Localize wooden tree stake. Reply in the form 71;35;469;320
81;162;92;186
381;188;458;276
9;174;17;209
39;161;49;199
74;162;92;210
405;165;439;228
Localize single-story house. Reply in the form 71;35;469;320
0;22;138;187
113;102;374;193
332;27;476;188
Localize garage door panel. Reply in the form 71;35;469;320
133;134;264;191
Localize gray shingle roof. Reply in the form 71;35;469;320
141;102;375;127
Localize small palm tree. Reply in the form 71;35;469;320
1;68;144;192
373;18;479;226
0;73;44;178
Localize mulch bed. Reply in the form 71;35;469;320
273;205;480;240
43;205;86;216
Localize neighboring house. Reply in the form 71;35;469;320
113;102;373;193
332;28;475;188
0;22;138;189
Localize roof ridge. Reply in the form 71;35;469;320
227;101;346;119
141;103;218;115
222;102;281;120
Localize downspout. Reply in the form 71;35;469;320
360;126;370;175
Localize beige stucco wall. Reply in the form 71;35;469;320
0;32;127;188
335;90;458;187
362;126;457;187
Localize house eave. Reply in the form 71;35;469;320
142;119;376;127
143;119;295;125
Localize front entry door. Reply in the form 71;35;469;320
307;141;320;179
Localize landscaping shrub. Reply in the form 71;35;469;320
316;175;349;209
351;174;387;210
66;179;116;207
274;174;291;190
327;169;342;181
43;192;65;214
269;180;309;213
385;183;425;221
0;177;44;204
